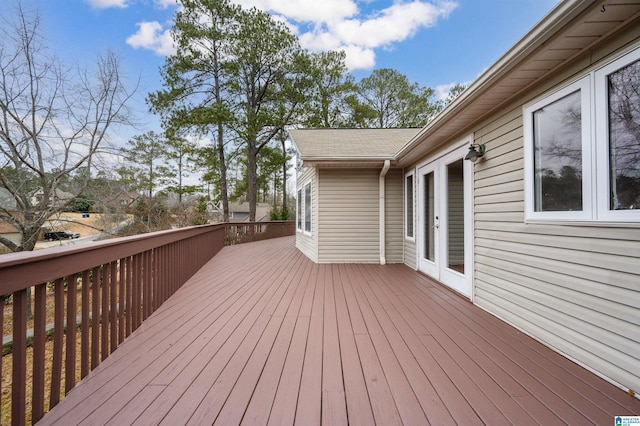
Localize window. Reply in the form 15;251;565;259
405;172;415;239
524;77;592;221
297;189;303;231
297;182;312;234
596;48;640;221
524;46;640;223
304;183;312;233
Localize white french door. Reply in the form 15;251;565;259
417;144;473;298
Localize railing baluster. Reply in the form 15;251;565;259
132;254;141;331
142;251;149;321
125;256;132;338
81;270;90;379
110;260;118;354
101;263;109;361
50;278;65;408
32;284;47;423
153;248;160;310
150;250;156;313
12;288;27;426
91;266;100;370
118;258;125;345
65;273;78;394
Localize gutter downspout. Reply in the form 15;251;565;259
379;160;391;265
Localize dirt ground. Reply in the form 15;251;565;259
34;213;132;250
43;212;123;237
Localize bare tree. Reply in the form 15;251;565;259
0;4;136;252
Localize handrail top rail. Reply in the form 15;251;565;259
0;221;291;268
0;221;293;294
0;223;228;295
0;223;223;268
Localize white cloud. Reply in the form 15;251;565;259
126;21;176;56
154;0;180;9
435;82;457;101
254;0;458;71
435;80;469;101
84;0;128;9
236;0;359;24
340;45;376;70
125;0;457;71
332;2;456;48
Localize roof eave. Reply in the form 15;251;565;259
301;157;394;169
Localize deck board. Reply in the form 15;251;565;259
38;236;640;425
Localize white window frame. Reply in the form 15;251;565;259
524;76;593;222
405;170;416;240
524;45;640;224
304;182;312;235
594;46;640;222
296;188;303;232
297;180;312;235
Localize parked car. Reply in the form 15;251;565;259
44;230;80;241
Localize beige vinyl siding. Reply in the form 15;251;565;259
317;169;380;263
385;169;404;263
295;167;318;262
404;239;416;270
471;32;640;393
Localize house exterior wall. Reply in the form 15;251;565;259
403;239;417;270
317;169;380;263
471;29;640;393
295;166;318;262
385;169;404;263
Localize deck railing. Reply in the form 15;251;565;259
0;221;294;425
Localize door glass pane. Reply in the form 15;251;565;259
607;58;640;210
304;183;311;232
406;174;414;238
447;160;464;273
423;172;435;262
532;90;583;211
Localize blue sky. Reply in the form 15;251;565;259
11;0;559;139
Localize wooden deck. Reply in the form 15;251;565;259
38;236;640;425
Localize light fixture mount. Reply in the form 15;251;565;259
464;143;486;163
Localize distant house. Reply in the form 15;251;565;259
103;191;140;214
30;188;74;208
0;188;21;248
228;202;272;222
291;0;640;398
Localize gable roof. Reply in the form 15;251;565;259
289;128;420;168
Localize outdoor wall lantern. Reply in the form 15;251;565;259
464;143;486;162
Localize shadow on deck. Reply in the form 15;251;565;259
38;236;639;425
